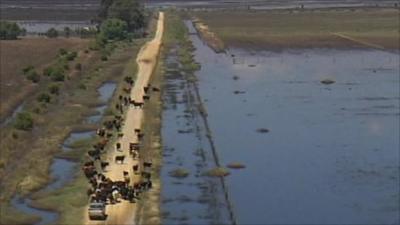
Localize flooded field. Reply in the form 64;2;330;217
159;21;399;224
160;47;232;224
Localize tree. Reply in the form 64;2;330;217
26;70;40;83
43;66;65;81
0;21;23;40
100;18;128;41
64;27;71;37
48;84;60;95
108;0;145;31
98;0;114;21
46;28;58;38
14;112;33;130
37;93;51;103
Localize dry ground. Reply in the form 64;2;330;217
193;8;399;50
0;38;90;121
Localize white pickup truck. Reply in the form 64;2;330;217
88;202;107;220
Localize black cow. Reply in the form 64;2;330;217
100;161;109;170
115;155;125;164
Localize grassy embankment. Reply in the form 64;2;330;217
135;11;200;225
193;8;399;50
0;37;146;224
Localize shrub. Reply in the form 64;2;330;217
46;28;58;38
37;93;51;103
100;18;128;41
43;66;65;81
66;51;78;61
101;55;108;61
48;84;60;95
22;65;35;74
78;83;87;90
0;21;24;40
26;70;40;83
75;63;82;71
13;112;33;130
59;48;68;56
63;27;71;37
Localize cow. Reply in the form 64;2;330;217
152;87;160;92
143;161;152;168
96;128;106;137
88;149;100;160
123;87;131;94
116;142;121;151
130;150;138;159
137;132;145;141
143;95;150;101
130;100;144;109
132;164;139;174
134;128;141;134
100;161;109;171
141;171;151;179
115;155;125;164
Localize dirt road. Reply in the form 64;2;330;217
83;12;164;225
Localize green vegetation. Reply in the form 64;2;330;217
98;0;145;32
204;167;231;177
169;168;190;178
13;112;33;130
48;84;60;95
99;18;129;42
44;65;65;81
22;66;40;83
64;27;71;37
108;0;145;31
95;0;146;48
26;70;40;83
37;93;51;103
0;21;25;40
46;28;59;38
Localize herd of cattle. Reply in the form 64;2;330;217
82;77;160;204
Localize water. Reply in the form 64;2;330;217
85;82;116;124
160;47;231;224
98;82;117;103
61;131;95;151
11;82;116;224
184;21;400;224
0;102;25;127
11;197;58;225
43;159;77;192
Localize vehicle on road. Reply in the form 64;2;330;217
88;202;107;220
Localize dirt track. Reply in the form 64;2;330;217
83;12;164;225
